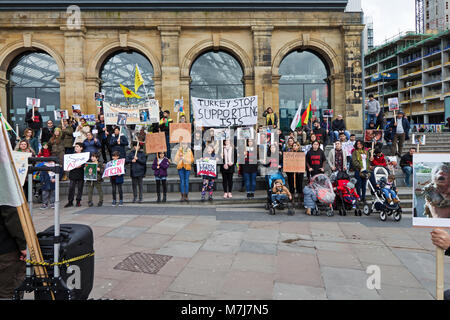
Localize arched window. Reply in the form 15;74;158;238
7;51;60;133
100;51;154;105
190;50;244;101
279;50;330;133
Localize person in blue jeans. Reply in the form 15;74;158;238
400;147;415;187
174;143;194;202
241;139;258;199
365;94;380;128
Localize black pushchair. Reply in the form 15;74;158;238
265;172;295;216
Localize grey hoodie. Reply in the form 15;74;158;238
366;99;380;115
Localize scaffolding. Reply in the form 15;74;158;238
416;0;425;34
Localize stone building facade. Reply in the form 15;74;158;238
0;1;365;131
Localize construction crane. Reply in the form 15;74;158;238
416;0;425;34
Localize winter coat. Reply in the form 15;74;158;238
49;137;66;166
25;109;43;131
312;127;328;146
110;174;124;185
83;138;101;155
60;125;74;148
336;180;359;199
109;134;128;159
38;148;52;158
40;171;55;191
68;164;84;181
41;127;55;144
152;157;170;178
0;206;26;255
126;150;148;178
331;119;346;132
303;185;317;209
351;149;370;172
400;153;413;168
262;110;278;127
389;117;411;141
17;137;39;155
327;148;347;172
175;148;194;171
371;154;387;167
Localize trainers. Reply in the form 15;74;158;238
97;201;103;207
119;200;123;206
76;201;81;207
208;196;213;201
88;201;94;207
64;202;73;208
201;196;206;202
112;200;116;206
50;203;55;209
40;204;48;210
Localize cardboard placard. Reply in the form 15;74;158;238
145;132;167;154
12;151;32;186
54;110;69;121
412;134;426;145
322;109;334;118
388;97;399;111
196;159;217;178
63;152;90;171
170;123;192;143
364;130;383;143
102;159;125;178
283;152;306;173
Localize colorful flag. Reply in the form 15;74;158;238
0;116;26;207
290;101;303;132
120;84;141;99
134;65;144;93
301;99;312;126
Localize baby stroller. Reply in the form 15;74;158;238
309;174;335;217
332;171;362;216
363;166;402;222
265;171;295;216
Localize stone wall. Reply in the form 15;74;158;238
0;10;364;130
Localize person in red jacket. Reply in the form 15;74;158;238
37;142;52;158
371;149;387;168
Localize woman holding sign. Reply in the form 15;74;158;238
241;139;258;199
174;143;194;202
285;142;305;205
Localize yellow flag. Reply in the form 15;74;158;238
134;65;144;93
120;84;141;99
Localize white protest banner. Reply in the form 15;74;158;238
388;97;399;111
12;151;32;186
196;158;217;178
102;158;125;178
192;96;258;127
63;152;90;171
26;97;40;108
104;101;160;125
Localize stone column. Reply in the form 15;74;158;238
342;25;365;132
158;25;181;116
0;74;8;116
329;73;345;118
179;76;191;122
252;25;274;125
61;27;86;115
85;77;101;114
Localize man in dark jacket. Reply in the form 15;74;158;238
41;120;55;144
312;121;328;147
400;147;416;188
431;228;450;300
25;106;43;138
390;110;410;156
159;110;173;159
95;114;112;162
126;141;148;203
0;206;26;299
64;142;86;208
331;114;350;141
109;127;129;159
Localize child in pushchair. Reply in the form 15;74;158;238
332;171;361;216
266;172;295;216
363;167;402;222
304;174;335;216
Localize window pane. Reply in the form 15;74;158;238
7;52;60;134
100;51;154;105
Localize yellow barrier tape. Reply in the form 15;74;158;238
25;252;95;267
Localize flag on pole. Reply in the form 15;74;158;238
290;101;303;132
0;116;25;207
120;84;141;99
134;64;144;93
301;99;312;126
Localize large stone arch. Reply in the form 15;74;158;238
180;38;253;79
0;39;65;78
86;39;162;79
272;38;343;77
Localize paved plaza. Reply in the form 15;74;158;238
27;192;450;300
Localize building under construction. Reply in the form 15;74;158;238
364;30;450;124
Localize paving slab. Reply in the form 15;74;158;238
338;222;379;240
351;244;403;266
239;240;277;255
92;215;136;228
126;216;165;228
377;284;434;300
217;222;249;232
361;263;424;289
104;226;148;239
89;277;119;299
168;267;227;297
186;251;235;272
157;257;191;277
217;270;275;300
275;251;323;288
243;228;280;243
157;240;203;258
158;291;214;300
130;233;173;249
279;222;311;234
231;252;276;274
248;221;281;230
273;282;327;300
317;249;363;270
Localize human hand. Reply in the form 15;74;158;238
431;229;450;250
20;250;27;261
320;168;324;172
309;168;313;172
331;166;336;171
132;159;136;163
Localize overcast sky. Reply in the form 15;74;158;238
362;0;416;46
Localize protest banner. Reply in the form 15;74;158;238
26;97;40;108
174;99;184;113
104;101;159;125
237;127;254;140
145;132;167;154
412;134;426;146
63;152;90;171
102;158;125;178
84;163;98;181
364;130;383;143
54;110;69;121
12;151;32;186
283;152;306;173
388;97;399;111
170;123;191;143
72;104;82;117
322;109;334;118
196;158;217;178
192;96;258;127
82;114;96;126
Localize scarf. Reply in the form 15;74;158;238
224;146;233;164
266;113;275;125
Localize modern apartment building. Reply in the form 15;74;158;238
425;0;450;32
364;30;450;124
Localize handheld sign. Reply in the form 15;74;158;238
64;152;90;171
145;132;167;154
170;123;191;143
102;159;125;178
283;152;306;173
196;158;217;178
84;163;98;181
12;151;32;186
388;97;399;111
